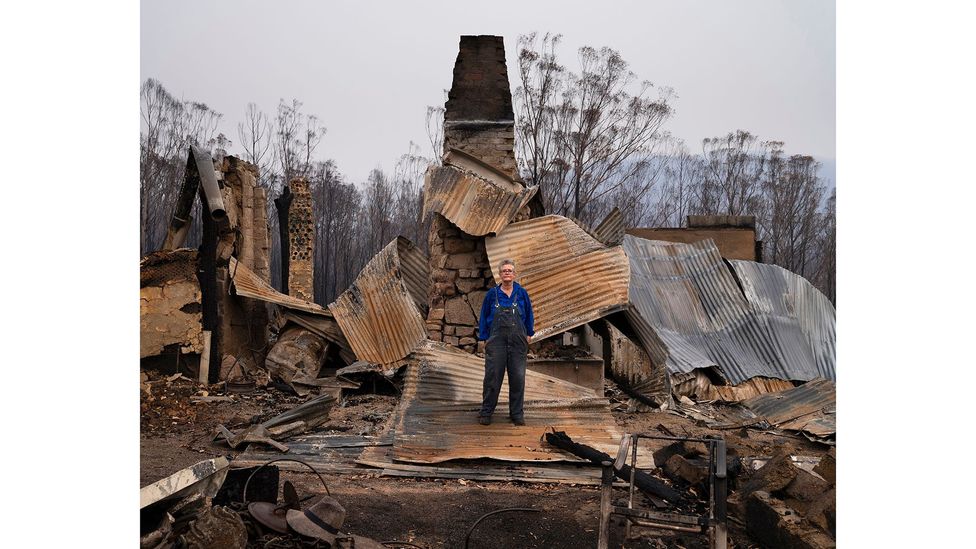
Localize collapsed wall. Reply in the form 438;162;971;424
219;156;271;361
140;153;272;376
140;249;204;360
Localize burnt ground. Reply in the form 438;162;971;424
140;371;832;548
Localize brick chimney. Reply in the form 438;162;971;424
426;36;521;354
287;177;314;302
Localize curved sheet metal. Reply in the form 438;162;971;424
741;378;836;439
486;215;630;341
623;235;835;385
422;162;537;237
228;257;329;316
329;237;429;365
393;341;624;464
729;260;836;381
593;207;625;246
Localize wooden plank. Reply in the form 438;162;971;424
198;331;212;383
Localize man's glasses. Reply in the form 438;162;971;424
500;269;515;274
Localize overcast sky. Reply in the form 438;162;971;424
141;0;835;185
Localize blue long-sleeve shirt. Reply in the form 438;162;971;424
477;283;535;340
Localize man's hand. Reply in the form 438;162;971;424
527;335;532;345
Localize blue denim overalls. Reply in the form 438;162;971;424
479;286;527;420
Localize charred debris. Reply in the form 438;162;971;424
141;35;836;548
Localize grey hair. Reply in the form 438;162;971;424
498;258;516;272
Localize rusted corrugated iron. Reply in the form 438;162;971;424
329;237;429;365
423;149;537;236
593;207;625;246
393;341;624;464
485;215;630;341
671;370;795;402
623;235;835;386
228;257;329;316
741;378;835;438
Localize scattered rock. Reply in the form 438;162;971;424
806;488;836;536
784;468;831;504
813;447;835;485
664;454;706;485
745;491;835;549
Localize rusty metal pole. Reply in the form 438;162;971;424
598;461;614;549
711;438;728;549
626;434;638;541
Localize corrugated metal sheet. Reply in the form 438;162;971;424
729;260;836;381
329;237;429;365
623;235;836;386
423;157;538;237
486;215;630;341
741;378;835;438
392;340;625;464
594;207;625;246
229;257;329;316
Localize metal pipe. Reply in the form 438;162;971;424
625;520;703;534
627;434;637;541
189;145;226;221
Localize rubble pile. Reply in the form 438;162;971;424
733;446;837;548
141;34;836;548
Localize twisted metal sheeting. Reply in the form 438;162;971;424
623;235;835;385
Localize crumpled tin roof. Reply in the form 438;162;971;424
728;260;836;381
422;149;538;236
228;257;329;316
623;235;836;385
741;378;836;439
329;237;429;365
485;215;630;341
392;341;624;464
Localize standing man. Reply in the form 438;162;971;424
477;258;534;426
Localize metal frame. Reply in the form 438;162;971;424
597;433;727;549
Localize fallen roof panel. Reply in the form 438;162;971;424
729;260;836;381
486;215;630;341
229;257;329;316
623;235;835;385
329;237;429;365
393;341;624;464
423;151;538;236
741;378;835;437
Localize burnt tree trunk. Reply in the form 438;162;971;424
274;186;294;294
545;431;684;504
